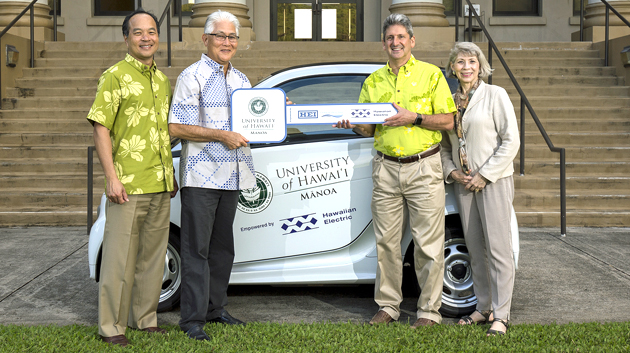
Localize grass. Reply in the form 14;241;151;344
0;321;629;352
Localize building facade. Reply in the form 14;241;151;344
0;0;629;43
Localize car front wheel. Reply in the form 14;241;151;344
402;216;476;318
157;228;182;312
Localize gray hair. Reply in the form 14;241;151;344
382;13;413;40
204;10;240;36
446;42;493;79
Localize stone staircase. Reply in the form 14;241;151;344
0;40;628;227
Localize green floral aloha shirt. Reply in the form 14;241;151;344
359;55;457;157
87;54;174;195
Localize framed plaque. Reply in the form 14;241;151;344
231;88;287;143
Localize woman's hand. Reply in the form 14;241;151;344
450;170;472;185
465;173;488;193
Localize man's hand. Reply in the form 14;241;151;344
383;103;416;127
171;176;179;198
333;119;355;129
222;131;249;150
106;178;129;204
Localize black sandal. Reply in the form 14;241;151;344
486;318;509;336
458;310;492;325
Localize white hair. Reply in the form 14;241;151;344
204;10;240;36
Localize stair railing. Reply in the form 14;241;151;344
601;0;630;66
0;0;38;110
462;0;567;236
157;0;184;67
52;0;58;41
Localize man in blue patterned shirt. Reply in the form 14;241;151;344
168;10;254;341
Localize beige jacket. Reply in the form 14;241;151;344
441;81;520;184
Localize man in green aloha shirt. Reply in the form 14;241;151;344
336;13;456;328
86;9;178;347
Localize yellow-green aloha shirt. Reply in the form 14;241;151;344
87;54;174;195
359;55;456;157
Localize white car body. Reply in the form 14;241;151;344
88;63;519;316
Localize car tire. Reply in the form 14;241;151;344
402;216;476;318
157;227;182;313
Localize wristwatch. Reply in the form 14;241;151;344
414;113;423;126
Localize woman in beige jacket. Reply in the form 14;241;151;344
441;42;520;336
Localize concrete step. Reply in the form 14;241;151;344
521;118;630;132
23;64;619;80
514;175;630;190
0;119;93;133
0;146;92;159
522;146;630;160
0;133;92;147
492;75;621;87
2;97;95;110
0;209;95;227
0;159;97;173
0;191;101;208
0;108;89;120
504;86;630;97
512;96;630;108
514;160;630;175
524;132;630;146
515;209;630;227
515;189;630;209
0;175;103;190
493;66;617;77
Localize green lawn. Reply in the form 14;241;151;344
1;321;629;352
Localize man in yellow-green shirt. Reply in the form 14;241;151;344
87;9;178;347
336;13;456;328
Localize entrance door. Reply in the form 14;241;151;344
271;0;363;41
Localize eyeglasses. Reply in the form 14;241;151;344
207;33;239;43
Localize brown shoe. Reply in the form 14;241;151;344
101;334;129;347
369;310;394;325
141;327;166;334
411;318;438;328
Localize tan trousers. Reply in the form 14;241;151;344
371;151;445;323
455;176;515;321
98;192;170;337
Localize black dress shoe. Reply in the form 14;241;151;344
208;310;246;326
184;325;210;341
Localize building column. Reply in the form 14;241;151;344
0;0;55;41
389;0;453;42
582;0;630;41
187;0;255;42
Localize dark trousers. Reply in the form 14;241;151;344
179;187;239;331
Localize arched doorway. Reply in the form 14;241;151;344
271;0;364;41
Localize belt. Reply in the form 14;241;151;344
377;145;440;164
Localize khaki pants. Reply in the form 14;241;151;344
98;192;170;337
371;151;445;323
455;176;515;321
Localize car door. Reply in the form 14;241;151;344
232;72;375;263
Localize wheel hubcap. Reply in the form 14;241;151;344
442;238;476;308
160;242;181;302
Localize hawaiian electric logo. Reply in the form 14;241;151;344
351;109;371;118
298;110;318;119
237;171;273;214
249;97;269;117
280;213;318;234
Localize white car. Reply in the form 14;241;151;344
88;63;519;318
